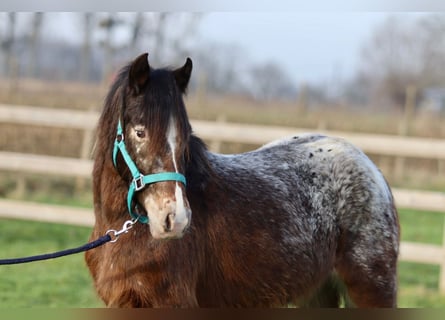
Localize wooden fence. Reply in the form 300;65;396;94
1;104;445;293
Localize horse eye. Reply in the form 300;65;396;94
135;129;146;139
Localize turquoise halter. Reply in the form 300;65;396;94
112;120;186;224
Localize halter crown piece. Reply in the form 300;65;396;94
112;120;187;224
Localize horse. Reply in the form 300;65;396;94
85;52;400;308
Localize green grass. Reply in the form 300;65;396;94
397;208;445;307
398;263;445;307
0;219;103;307
399;209;444;245
0;208;444;307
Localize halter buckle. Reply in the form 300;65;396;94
133;174;145;191
116;133;124;142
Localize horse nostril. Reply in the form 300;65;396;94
164;213;175;232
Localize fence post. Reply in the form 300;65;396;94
11;174;26;199
209;114;226;153
297;82;307;113
395;85;416;179
75;109;95;192
197;71;207;109
439;160;445;180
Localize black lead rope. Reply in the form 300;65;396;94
0;234;112;265
0;219;136;265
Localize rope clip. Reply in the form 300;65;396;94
106;218;138;243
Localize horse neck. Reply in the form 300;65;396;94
185;135;217;192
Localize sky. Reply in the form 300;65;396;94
1;11;432;86
197;13;385;85
196;12;428;85
47;12;429;85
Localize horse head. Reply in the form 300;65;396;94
112;53;193;239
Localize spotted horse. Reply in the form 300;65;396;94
85;53;400;307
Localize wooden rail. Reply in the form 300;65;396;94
192;120;445;160
0;151;92;178
1;150;444;213
1;103;445;293
0;199;442;258
2;104;445;160
0;198;93;227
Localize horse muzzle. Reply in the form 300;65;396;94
143;196;191;239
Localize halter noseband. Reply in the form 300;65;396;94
112;120;186;224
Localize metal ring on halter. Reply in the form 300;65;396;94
105;219;138;243
116;133;124;142
133;174;145;191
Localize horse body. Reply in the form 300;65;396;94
85;53;399;308
192;134;397;307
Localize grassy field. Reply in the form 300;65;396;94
0;219;102;307
0;208;443;308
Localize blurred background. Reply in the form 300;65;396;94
0;12;444;307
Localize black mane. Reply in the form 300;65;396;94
185;135;214;192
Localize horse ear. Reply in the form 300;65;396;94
129;53;150;94
174;57;193;92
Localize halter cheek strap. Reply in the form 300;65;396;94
113;120;186;224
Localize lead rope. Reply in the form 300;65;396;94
0;219;136;265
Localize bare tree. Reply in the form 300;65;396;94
416;14;445;87
356;14;445;110
192;42;249;95
27;12;43;78
169;13;203;62
359;16;418;108
248;61;297;102
0;13;204;84
191;40;298;101
79;13;94;82
129;12;144;57
99;13;125;81
138;13;202;65
0;13;17;78
150;13;168;62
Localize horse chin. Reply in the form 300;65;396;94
150;229;185;240
148;221;189;240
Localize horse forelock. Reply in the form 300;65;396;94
126;69;191;156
